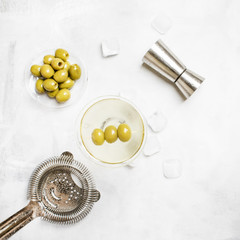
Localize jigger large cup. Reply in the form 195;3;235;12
142;39;204;98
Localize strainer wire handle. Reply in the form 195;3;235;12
0;201;41;240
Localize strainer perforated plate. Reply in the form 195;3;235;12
0;152;100;240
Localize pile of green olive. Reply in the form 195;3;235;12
30;48;81;103
92;123;131;145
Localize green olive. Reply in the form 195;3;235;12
55;48;69;61
30;65;41;77
117;124;131;142
47;88;59;98
104;125;117;143
40;64;54;78
56;89;71;103
53;69;68;83
43;55;54;64
51;58;64;70
35;79;45;93
92;129;105;145
63;61;70;71
43;79;58;91
69;64;81;80
59;78;75;89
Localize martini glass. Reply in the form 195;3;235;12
76;96;146;167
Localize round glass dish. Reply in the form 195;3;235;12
25;50;87;108
76;96;146;167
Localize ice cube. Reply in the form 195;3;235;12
147;111;167;133
151;14;172;34
143;134;161;157
101;39;120;57
163;159;181;179
127;159;140;168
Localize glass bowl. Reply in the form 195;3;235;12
76;96;146;167
25;49;87;108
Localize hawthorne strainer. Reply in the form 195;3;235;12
0;152;100;239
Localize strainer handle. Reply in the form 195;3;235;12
0;201;41;239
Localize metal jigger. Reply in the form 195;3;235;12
142;39;204;99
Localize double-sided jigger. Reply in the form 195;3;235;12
142;39;204;98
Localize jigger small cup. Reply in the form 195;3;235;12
142;39;204;99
